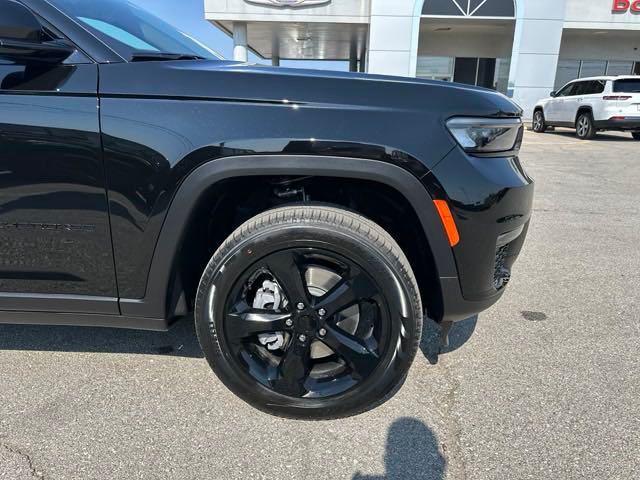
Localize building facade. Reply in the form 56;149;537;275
205;0;640;117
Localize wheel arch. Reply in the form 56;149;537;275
532;107;545;127
119;155;458;323
575;105;594;125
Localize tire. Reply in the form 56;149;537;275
576;112;596;140
532;110;547;133
195;205;423;419
632;132;640;140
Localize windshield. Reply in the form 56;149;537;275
613;79;640;93
49;0;221;61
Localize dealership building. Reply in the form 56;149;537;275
205;0;640;117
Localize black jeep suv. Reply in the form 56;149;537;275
0;0;533;419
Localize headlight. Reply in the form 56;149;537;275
446;117;523;154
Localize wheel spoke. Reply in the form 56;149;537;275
315;268;378;318
226;310;292;341
271;339;312;396
265;251;309;307
321;325;379;380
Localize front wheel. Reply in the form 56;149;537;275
532;110;547;133
632;132;640;140
195;205;423;419
576;112;596;140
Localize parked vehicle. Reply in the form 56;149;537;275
533;76;640;140
0;0;533;419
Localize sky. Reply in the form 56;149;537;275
130;0;348;71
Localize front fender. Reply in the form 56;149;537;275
119;155;458;320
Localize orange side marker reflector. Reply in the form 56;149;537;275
433;200;460;247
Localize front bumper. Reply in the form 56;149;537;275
425;147;534;322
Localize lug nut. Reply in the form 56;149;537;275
285;319;293;327
298;334;307;342
296;302;305;310
318;328;327;337
318;308;327;317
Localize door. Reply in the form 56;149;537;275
454;58;478;85
453;58;497;89
558;81;588;124
0;1;118;313
476;58;496;89
546;82;576;122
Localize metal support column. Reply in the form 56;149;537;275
349;35;359;72
233;21;248;63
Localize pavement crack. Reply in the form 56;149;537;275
0;442;46;479
437;358;469;480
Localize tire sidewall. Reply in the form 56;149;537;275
195;220;421;419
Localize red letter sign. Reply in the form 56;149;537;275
632;0;640;12
612;0;630;11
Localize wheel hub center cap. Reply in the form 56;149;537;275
296;314;320;334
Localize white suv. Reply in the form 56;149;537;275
533;76;640;140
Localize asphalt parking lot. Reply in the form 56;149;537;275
1;128;639;480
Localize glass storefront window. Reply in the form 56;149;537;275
607;61;633;76
555;60;580;89
418;56;510;94
555;60;637;89
417;56;454;81
494;58;510;95
579;60;607;78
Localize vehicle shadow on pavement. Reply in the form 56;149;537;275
420;316;478;365
543;130;635;142
352;417;445;480
0;316;204;358
0;314;478;362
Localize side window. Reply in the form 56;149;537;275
0;1;88;67
581;81;594;95
571;81;605;96
0;0;53;41
580;81;605;95
557;83;576;97
591;80;606;94
571;82;589;96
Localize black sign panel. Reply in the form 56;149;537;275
422;0;515;17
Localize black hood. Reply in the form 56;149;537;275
98;60;522;118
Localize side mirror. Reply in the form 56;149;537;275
0;0;74;65
550;91;557;97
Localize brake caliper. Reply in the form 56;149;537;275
253;280;286;351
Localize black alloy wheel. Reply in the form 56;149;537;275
224;248;388;398
195;205;423;419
